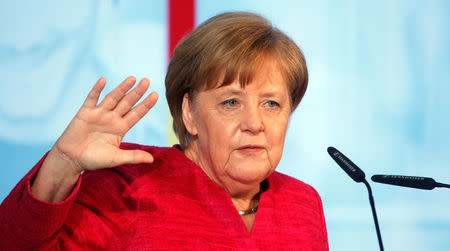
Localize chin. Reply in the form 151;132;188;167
226;162;274;185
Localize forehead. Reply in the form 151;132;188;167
206;64;288;97
208;57;287;92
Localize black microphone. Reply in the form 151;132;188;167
327;147;365;183
372;175;450;190
327;146;384;251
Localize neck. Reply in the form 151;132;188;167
184;142;262;211
230;186;261;211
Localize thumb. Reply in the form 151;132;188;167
115;149;154;166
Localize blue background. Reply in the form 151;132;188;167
1;1;449;250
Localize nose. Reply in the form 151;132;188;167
240;105;264;134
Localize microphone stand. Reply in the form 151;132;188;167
327;147;385;251
363;180;384;251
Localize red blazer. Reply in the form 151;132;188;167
0;143;329;250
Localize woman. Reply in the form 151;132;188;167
0;12;328;250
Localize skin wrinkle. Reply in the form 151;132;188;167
183;60;291;211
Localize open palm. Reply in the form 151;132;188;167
52;76;158;173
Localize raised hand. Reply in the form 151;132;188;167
55;76;158;172
31;77;158;202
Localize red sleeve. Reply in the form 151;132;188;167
0;153;82;249
312;187;330;251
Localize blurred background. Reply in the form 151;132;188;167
0;0;448;250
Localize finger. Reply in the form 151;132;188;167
99;76;137;110
124;92;159;128
114;78;150;116
83;77;106;108
114;149;154;166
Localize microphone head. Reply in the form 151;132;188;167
371;175;437;190
328;146;366;183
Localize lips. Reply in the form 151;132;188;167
236;145;265;154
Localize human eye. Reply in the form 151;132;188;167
265;100;280;108
222;99;238;108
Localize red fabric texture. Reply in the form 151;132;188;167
0;143;329;250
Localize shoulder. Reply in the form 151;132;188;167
268;171;320;196
76;143;189;208
116;143;194;179
119;142;183;159
268;171;323;211
82;142;188;183
266;172;329;250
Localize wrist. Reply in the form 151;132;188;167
46;148;83;178
30;148;82;203
49;143;84;175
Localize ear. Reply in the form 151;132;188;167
182;93;198;136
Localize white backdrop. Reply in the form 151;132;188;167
1;1;449;250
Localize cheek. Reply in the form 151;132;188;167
197;112;239;155
266;115;289;155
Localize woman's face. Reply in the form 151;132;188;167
183;61;291;194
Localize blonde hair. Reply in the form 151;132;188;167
165;12;308;148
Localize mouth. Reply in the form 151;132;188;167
236;145;265;155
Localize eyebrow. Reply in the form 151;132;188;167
215;87;245;96
227;90;245;96
260;91;284;99
216;87;285;99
